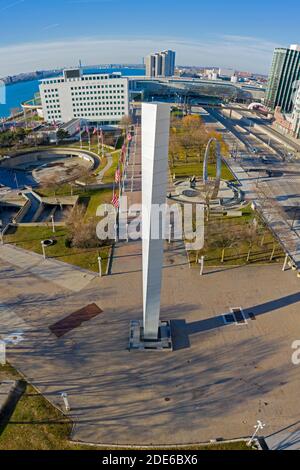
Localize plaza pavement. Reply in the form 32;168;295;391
0;244;96;292
1;126;300;447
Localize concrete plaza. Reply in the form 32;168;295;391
1;128;300;447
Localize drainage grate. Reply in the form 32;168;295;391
223;308;247;326
231;308;246;324
223;313;235;324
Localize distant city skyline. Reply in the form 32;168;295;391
0;0;299;76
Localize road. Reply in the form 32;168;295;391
200;106;300;269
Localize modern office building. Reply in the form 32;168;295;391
39;68;129;124
145;50;176;78
265;44;300;113
219;67;235;78
291;84;300;138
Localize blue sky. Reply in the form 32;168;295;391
0;0;299;76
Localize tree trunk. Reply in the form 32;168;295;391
260;233;265;246
221;248;225;263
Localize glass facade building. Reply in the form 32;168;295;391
265;45;300;113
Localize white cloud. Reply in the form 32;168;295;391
0;35;279;77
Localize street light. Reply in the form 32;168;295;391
60;392;70;412
98;256;102;277
247;420;266;447
51;215;55;233
198;256;205;276
41;240;47;259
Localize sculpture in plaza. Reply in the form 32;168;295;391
142;102;171;341
203;137;222;200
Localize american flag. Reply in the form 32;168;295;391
115;168;121;183
111;193;119;208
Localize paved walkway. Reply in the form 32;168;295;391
0;244;96;292
96;154;113;183
265;424;300;450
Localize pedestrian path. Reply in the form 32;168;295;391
0;244;96;292
96;154;113;183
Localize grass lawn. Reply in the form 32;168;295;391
188;205;284;266
4;225;110;273
83;188;113;218
0;363;252;450
172;161;234;181
0;364;91;450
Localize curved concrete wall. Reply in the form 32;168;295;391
0;147;100;171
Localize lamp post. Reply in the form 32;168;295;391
247;420;266;447
41;240;46;259
60;392;70;412
98;256;102;277
199;255;205;276
51;215;55;233
282;253;289;272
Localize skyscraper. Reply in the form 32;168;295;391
145;50;176;78
291;85;300;138
265;44;300;113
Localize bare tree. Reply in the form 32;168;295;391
119;115;132;133
65;205;101;248
242;222;259;263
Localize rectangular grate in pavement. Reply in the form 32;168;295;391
223;307;248;326
223;313;235;324
231;307;247;324
49;303;103;338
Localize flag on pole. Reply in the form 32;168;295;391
121;144;126;163
111;192;119;208
115;167;121;184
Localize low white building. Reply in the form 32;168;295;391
219;67;235;78
39;68;129;124
291;85;300;139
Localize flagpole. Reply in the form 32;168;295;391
79;120;83;149
97;123;100;156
